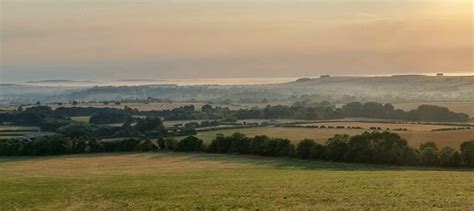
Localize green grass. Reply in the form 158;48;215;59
70;116;91;123
0;153;473;209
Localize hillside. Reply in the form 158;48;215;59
1;76;473;104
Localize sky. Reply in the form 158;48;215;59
0;0;473;82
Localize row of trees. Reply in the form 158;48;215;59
0;135;201;156
1;132;473;167
2;102;470;129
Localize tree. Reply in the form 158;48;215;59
325;134;349;161
296;139;315;159
136;139;157;152
310;143;325;160
275;138;295;157
117;139;141;152
438;146;461;167
419;141;438;151
460;140;474;167
135;117;165;133
419;147;438;166
229;133;251;154
249;135;268;156
176;136;203;152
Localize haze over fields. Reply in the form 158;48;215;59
1;0;472;82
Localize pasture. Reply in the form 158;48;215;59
0;153;472;209
193;126;474;149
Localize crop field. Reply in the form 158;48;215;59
0;153;472;209
298;122;471;131
393;101;474;117
0;126;40;139
193;127;474;149
23;102;262;111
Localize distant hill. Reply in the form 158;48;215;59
2;76;473;104
26;80;95;84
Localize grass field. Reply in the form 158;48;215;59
0;153;472;209
193;127;474;149
70;116;91;123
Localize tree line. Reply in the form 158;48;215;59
1;102;470;129
1;132;473;168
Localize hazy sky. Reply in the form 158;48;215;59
1;0;472;82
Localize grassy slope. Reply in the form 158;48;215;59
0;153;473;209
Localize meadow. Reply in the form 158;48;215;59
193;126;474;149
0;153;472;209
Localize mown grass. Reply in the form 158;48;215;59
0;153;473;209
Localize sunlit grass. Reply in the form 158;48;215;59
1;153;473;209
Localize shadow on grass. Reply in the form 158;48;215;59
0;152;145;163
1;152;472;172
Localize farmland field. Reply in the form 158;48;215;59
0;153;472;209
21;102;267;111
193;126;474;149
0;126;40;139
